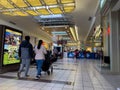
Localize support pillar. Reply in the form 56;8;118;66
109;11;120;73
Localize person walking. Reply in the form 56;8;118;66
17;36;33;78
53;48;58;58
34;40;47;79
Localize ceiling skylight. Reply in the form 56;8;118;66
52;31;67;35
39;14;63;18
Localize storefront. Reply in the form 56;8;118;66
99;0;120;73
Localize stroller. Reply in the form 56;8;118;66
41;51;54;75
50;54;58;63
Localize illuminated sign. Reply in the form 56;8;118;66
3;29;22;65
107;25;110;35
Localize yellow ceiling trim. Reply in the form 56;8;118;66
0;0;14;8
27;0;42;6
64;6;75;12
0;0;75;16
13;11;28;16
0;5;4;9
2;11;29;16
50;8;62;14
2;12;14;16
11;0;27;7
44;0;57;5
26;10;38;15
37;9;50;15
61;0;74;4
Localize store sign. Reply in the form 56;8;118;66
106;25;110;35
100;0;106;8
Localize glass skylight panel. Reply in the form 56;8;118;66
39;14;63;18
52;31;67;35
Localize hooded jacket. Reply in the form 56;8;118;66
18;40;33;59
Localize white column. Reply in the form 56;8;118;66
109;11;120;73
102;16;109;56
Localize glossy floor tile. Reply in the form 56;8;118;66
0;58;119;90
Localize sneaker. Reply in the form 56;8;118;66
17;72;21;79
35;75;40;80
25;75;30;77
25;75;30;78
39;73;41;76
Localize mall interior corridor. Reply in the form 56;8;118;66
0;0;120;90
0;58;119;90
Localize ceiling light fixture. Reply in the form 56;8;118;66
75;25;79;41
0;0;75;16
70;27;77;41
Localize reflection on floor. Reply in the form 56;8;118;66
0;58;119;90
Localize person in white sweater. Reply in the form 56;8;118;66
34;40;47;79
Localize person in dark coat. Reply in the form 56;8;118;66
17;36;33;78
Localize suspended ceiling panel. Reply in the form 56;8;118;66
27;0;42;6
11;0;28;7
26;10;38;16
64;6;75;12
0;0;14;8
13;11;28;16
0;0;75;16
37;9;50;15
44;0;57;5
50;8;63;14
61;0;74;4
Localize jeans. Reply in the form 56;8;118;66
19;59;30;76
36;60;44;76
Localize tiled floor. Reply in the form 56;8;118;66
0;58;119;90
